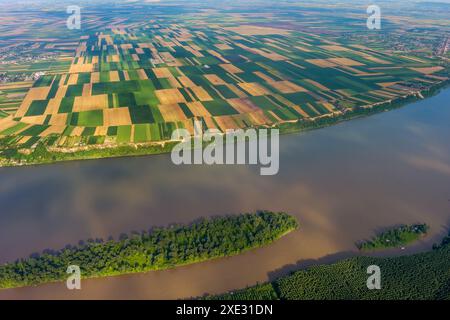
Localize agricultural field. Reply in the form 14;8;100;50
0;2;78;119
0;58;72;117
208;231;450;300
0;1;449;164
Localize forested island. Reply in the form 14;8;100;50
0;211;298;289
357;224;429;251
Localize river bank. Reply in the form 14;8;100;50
1;79;448;168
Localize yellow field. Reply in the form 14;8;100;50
103;108;132;126
155;89;186;104
73;95;108;112
224;25;290;36
238;82;270;96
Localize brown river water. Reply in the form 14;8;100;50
0;88;449;299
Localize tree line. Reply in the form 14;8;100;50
0;211;298;289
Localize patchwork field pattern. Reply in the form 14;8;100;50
0;18;448;149
0;58;72;118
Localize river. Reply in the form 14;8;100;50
0;88;449;299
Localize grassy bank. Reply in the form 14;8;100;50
0;139;178;167
357;224;429;251
0;81;448;168
0;211;298;289
207;230;450;300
